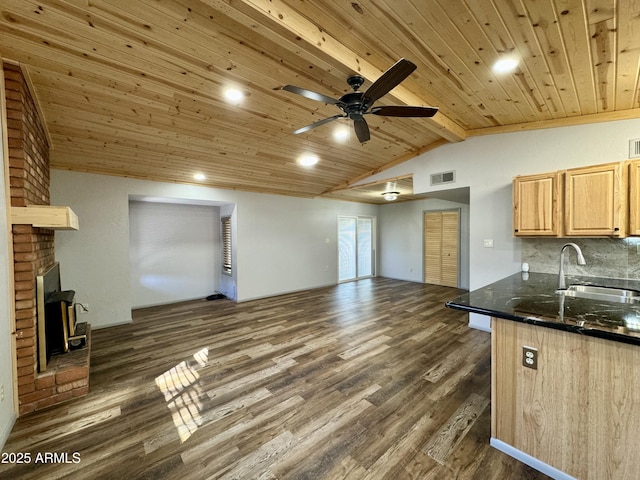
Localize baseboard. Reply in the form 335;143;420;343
0;412;17;450
132;295;211;310
490;438;576;480
468;312;492;332
91;319;132;330
237;282;337;303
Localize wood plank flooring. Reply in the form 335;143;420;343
1;278;550;479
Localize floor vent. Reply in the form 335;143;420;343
630;139;640;159
431;170;456;186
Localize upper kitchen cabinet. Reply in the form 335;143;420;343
629;160;640;236
513;172;561;236
564;162;626;237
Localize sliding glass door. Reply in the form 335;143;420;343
338;216;375;282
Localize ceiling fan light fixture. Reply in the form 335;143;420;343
298;154;319;167
282;58;437;144
492;56;519;74
382;191;400;201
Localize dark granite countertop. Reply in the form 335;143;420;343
446;272;640;346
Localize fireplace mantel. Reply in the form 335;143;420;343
11;205;79;230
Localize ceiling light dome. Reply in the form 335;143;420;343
492;57;519;74
333;125;350;142
298;154;319;167
223;88;244;105
382;191;400;201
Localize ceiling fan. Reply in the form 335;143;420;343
282;58;438;143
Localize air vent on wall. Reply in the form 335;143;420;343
430;170;456;186
630;138;640;159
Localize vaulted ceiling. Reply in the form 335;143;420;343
1;0;638;203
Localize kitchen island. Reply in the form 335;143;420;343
447;272;640;480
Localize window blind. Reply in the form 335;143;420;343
222;216;232;274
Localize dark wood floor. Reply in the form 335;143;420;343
1;278;550;479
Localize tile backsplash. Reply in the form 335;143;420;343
521;237;640;280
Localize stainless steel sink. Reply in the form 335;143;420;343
558;285;640;304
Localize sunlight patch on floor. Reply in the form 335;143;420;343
155;347;209;443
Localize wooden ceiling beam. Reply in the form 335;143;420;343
467;108;640;137
326;173;414;193
323;138;450;194
225;0;467;143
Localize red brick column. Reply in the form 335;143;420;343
4;62;87;414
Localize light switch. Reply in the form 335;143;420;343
483;239;494;248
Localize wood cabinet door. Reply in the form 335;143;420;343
424;210;458;287
629;160;640;235
564;162;626;237
492;317;640;479
513;172;561;236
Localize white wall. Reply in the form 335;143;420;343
0;99;16;448
50;119;640;332
235;192;377;299
50;171;378;328
128;201;219;308
365;118;640;330
379;198;470;289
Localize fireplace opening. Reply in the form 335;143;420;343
36;263;87;372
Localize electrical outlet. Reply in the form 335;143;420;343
79;303;89;314
483;239;494;248
1;384;4;402
522;346;538;370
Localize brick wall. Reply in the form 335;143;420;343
5;62;88;414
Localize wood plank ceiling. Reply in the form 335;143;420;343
0;0;638;202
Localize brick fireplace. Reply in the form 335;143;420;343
5;62;89;415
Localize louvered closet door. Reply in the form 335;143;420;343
440;211;459;287
424;212;442;285
424;210;459;287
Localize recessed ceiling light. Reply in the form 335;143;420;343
298;154;319;167
492;57;519;74
333;126;350;142
223;88;244;105
193;173;206;181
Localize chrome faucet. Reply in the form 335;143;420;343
558;243;586;290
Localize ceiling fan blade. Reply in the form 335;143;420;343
353;117;370;143
293;114;345;135
370;105;439;117
282;85;342;105
362;58;417;106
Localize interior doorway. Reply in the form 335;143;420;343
338;216;375;282
424;209;459;287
